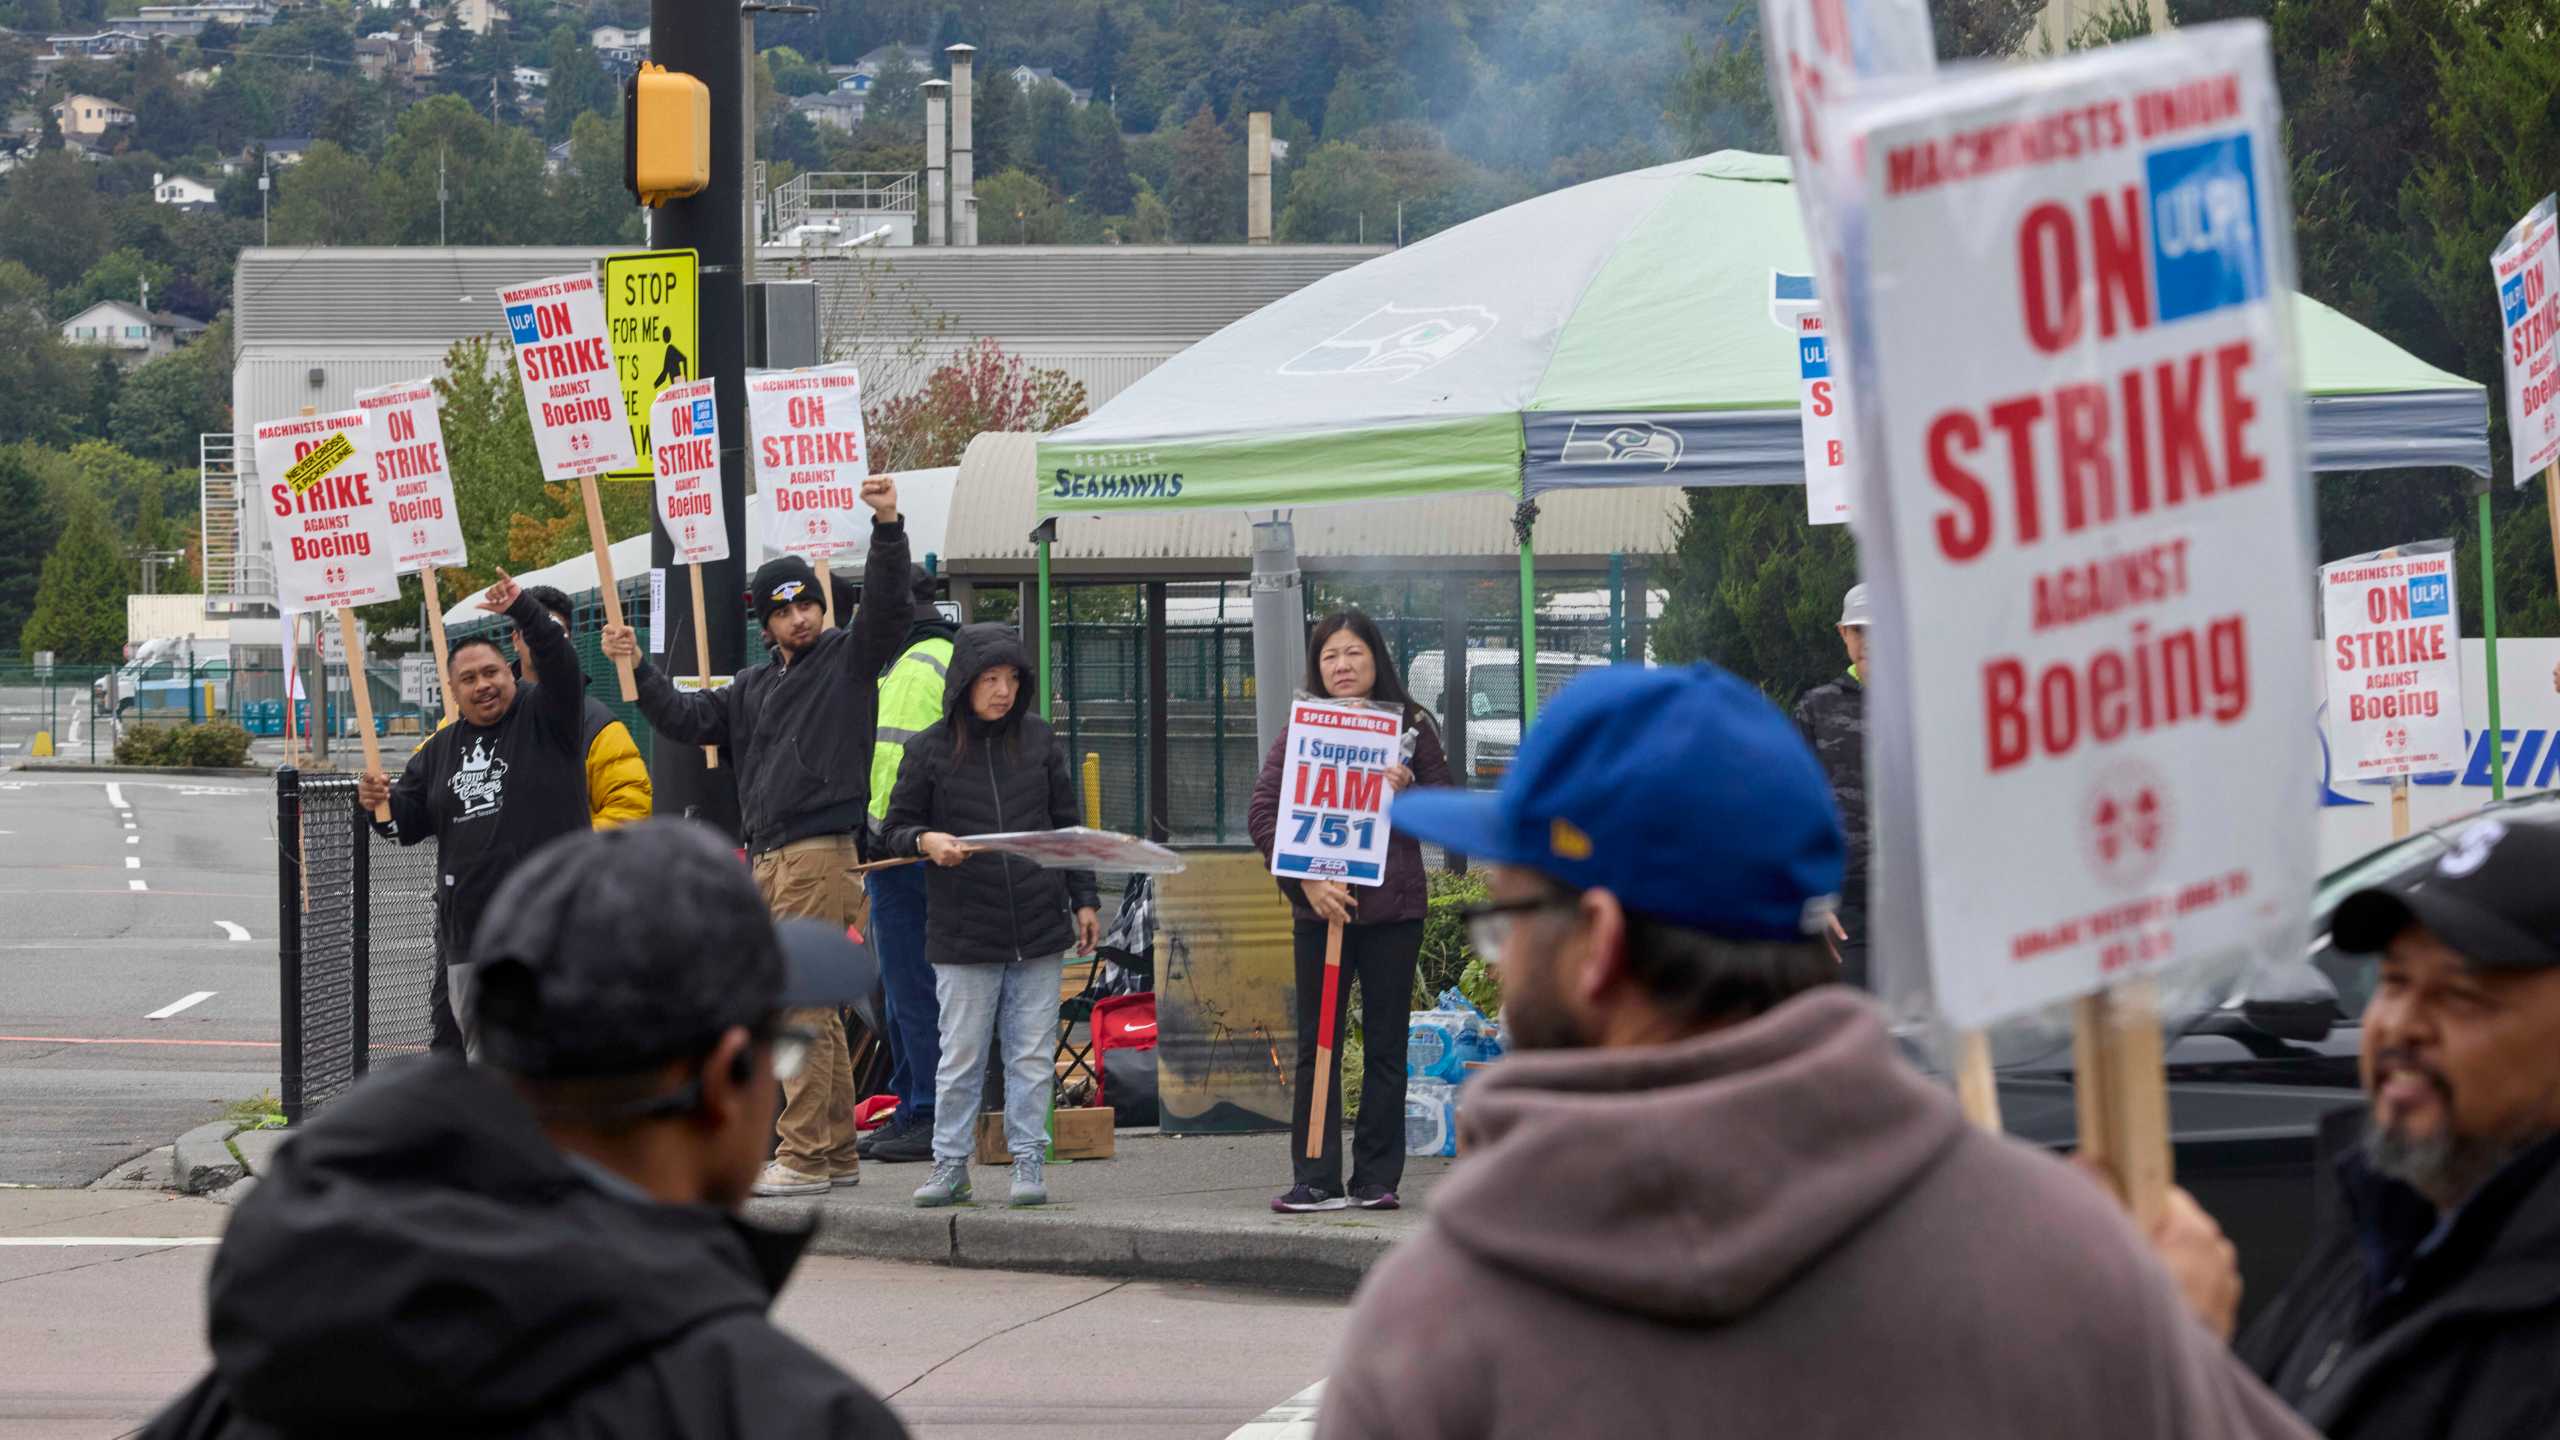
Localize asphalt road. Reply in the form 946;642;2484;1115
0;774;281;1186
0;683;106;764
0;1193;1342;1440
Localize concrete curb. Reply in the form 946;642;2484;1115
172;1122;245;1195
753;1196;1397;1297
8;761;269;777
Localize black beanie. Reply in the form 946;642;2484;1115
752;555;822;626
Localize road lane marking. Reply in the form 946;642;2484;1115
104;783;127;809
129;879;147;891
125;856;141;869
0;1238;221;1247
126;835;138;845
217;921;250;942
146;991;218;1020
0;1034;278;1049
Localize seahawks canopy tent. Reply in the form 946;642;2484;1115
1036;150;2488;517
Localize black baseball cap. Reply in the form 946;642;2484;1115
2331;816;2560;970
470;821;876;1078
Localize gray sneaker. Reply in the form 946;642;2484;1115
913;1158;971;1208
1009;1153;1048;1207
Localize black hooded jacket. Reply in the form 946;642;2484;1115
633;521;913;855
140;1059;907;1440
880;624;1098;966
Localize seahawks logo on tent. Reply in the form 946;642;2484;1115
1558;420;1684;470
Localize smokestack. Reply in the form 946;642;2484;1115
923;78;949;246
1247;111;1272;245
947;44;976;247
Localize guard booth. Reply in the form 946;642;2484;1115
937;432;1681;1134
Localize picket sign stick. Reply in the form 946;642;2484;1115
818;555;836;628
2391;774;2413;839
421;567;456;725
844;856;925;877
578;474;639;702
2073;979;2172;1229
1305;916;1346;1161
2546;465;2560;606
1954;1029;2002;1133
688;563;719;769
337;610;390;823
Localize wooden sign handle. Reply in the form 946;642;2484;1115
338;609;390;823
1305;915;1346;1161
2544;464;2560;598
421;567;457;725
689;561;719;769
579;474;639;702
1954;1029;2002;1133
2074;980;2171;1229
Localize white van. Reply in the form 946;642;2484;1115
1405;648;1620;783
97;635;234;719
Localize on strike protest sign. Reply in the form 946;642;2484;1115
1837;24;2316;1030
1799;310;1850;524
355;380;466;572
500;272;636;481
748;364;873;561
1269;700;1403;886
650;379;729;565
256;409;399;612
2321;542;2464;781
2493;195;2560;488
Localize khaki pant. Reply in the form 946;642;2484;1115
754;834;870;1177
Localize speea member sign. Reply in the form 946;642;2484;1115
500;271;636;481
2321;542;2463;780
748;364;872;562
650;379;729;565
1270;701;1403;887
355;379;466;572
1838;24;2316;1029
256;409;400;612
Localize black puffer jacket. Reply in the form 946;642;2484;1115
1791;671;1868;912
881;624;1098;966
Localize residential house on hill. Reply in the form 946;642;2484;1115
1007;64;1091;106
106;4;276;40
792;89;864;134
60;300;207;363
853;41;928;78
153;172;218;208
51;93;135;142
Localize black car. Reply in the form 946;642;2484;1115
1998;791;2559;1320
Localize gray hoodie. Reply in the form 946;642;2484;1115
1318;989;2316;1440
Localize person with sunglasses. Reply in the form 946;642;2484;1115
1318;663;2311;1440
138;820;911;1440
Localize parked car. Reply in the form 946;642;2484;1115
1407;649;1621;783
1995;788;2560;1322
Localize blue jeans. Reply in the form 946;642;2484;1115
867;863;938;1121
931;958;1061;1163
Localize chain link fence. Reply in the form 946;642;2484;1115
277;767;440;1122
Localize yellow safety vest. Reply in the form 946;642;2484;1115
868;635;954;823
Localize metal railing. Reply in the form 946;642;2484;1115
768;170;919;241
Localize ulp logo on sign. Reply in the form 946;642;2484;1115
504;302;542;347
689;398;714;432
2144;134;2266;324
1798;332;1830;380
2409;573;2450;618
2504;272;2530;329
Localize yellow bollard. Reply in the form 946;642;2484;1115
30;730;54;757
1082;752;1102;829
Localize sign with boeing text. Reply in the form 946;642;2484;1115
2493;195;2560;487
2319;541;2464;782
1799;310;1850;523
1270;701;1403;886
500;271;637;482
1839;24;2316;1028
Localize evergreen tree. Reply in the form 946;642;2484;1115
0;450;56;654
20;497;130;665
1076;103;1135;214
1167;104;1238;242
1029;83;1082;196
1082;4;1122;100
972;55;1027;176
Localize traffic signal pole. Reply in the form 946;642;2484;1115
645;0;747;836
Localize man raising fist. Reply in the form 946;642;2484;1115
603;474;913;1197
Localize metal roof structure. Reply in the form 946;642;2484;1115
942;432;1684;579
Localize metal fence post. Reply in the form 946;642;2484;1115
276;767;305;1125
350;793;370;1080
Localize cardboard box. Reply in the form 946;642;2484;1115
975;1106;1116;1164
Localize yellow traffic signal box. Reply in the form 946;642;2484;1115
624;63;710;206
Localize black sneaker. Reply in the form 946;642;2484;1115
870;1114;935;1164
1271;1184;1350;1214
1351;1185;1401;1211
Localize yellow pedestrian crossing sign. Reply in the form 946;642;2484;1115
600;248;700;481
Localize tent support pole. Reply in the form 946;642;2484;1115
1515;498;1540;725
1033;519;1056;722
2479;488;2506;801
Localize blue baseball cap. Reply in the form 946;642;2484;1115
1393;664;1845;940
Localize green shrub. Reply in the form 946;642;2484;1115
1416;869;1491;1006
115;721;253;768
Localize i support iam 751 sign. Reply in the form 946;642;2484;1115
1839;23;2316;1028
1270;701;1404;886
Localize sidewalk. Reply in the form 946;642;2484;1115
747;1131;1450;1297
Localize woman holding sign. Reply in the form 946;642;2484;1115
1249;610;1453;1213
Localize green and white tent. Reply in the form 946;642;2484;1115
1035;151;2487;516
